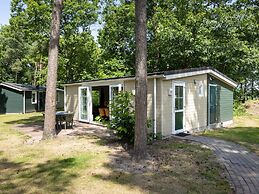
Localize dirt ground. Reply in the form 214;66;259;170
0;113;232;194
245;100;259;115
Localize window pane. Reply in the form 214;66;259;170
175;97;183;110
31;92;37;103
179;86;183;97
112;87;119;97
175;86;183;98
175;112;183;130
175;86;179;97
81;88;88;120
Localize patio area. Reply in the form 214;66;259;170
15;120;115;144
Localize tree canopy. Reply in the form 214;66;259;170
0;0;258;99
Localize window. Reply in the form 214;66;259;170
198;81;204;97
57;92;60;103
31;91;37;104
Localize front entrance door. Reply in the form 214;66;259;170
79;86;92;122
172;82;185;134
209;84;218;124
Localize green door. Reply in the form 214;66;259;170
209;85;217;124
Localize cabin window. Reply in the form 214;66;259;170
198;82;204;97
31;91;37;104
57;92;60;103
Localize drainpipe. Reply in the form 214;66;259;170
23;91;26;114
64;86;67;112
153;78;157;137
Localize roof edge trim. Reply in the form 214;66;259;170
0;83;23;91
165;69;237;88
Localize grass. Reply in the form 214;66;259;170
0;113;232;194
203;115;259;155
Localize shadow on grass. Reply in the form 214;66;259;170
67;125;121;147
0;157;79;194
4;115;44;127
4;114;66;135
91;139;232;194
204;127;259;146
57;123;231;193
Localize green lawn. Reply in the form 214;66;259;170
0;113;232;194
203;115;259;155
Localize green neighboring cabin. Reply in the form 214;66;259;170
0;83;64;114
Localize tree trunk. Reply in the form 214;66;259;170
134;0;147;160
15;72;18;83
34;62;38;86
42;0;63;140
251;79;254;100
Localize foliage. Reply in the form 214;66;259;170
99;0;259;95
0;0;258;102
0;0;100;85
233;101;247;116
147;132;162;144
58;32;100;84
98;1;135;75
0;25;31;83
108;91;158;144
108;91;135;143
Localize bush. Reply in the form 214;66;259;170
109;91;161;144
233;101;247;116
108;91;135;143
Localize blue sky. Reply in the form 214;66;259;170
0;0;11;25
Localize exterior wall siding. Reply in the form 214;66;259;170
0;86;23;114
220;87;233;122
65;85;81;120
25;91;37;113
161;80;172;136
162;74;208;136
124;78;162;134
209;76;234;123
124;79;153;119
155;78;162;135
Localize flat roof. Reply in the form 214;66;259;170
0;82;64;92
64;67;237;87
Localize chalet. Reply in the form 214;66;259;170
64;67;237;136
0;83;64;114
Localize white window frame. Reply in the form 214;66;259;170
172;81;186;134
31;91;37;104
109;84;123;120
78;86;93;122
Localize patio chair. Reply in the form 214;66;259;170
98;108;105;118
65;113;74;129
56;114;65;130
104;108;109;117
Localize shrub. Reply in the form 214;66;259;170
108;91;135;143
147;132;162;144
233;101;247;116
109;91;160;144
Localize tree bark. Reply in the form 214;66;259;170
42;0;63;140
251;79;254;100
134;0;147;160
